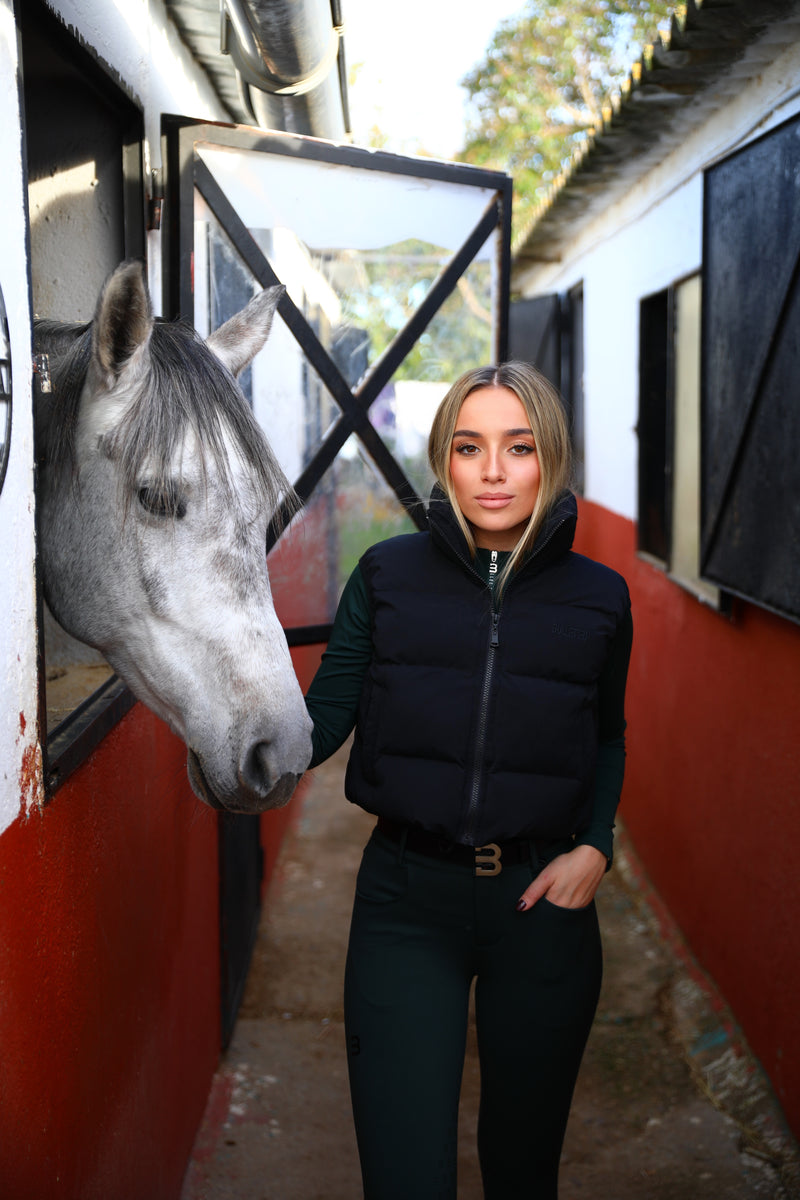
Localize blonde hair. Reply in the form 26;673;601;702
427;361;573;593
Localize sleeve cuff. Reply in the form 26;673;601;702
574;825;615;870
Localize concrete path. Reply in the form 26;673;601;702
182;747;799;1200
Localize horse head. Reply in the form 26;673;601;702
35;260;312;813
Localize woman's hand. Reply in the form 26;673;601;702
516;844;607;912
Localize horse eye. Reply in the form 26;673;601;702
138;485;187;520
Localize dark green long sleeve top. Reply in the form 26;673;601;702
306;548;633;862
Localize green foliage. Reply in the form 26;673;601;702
334;485;416;582
458;1;684;235
338;239;493;383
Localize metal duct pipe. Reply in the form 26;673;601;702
221;0;349;140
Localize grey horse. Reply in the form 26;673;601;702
35;260;312;812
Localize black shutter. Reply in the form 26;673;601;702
509;292;586;490
701;114;800;621
508;295;562;387
638;290;672;562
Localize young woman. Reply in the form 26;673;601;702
305;361;632;1200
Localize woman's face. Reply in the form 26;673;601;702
449;385;540;551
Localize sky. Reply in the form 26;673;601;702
341;0;527;160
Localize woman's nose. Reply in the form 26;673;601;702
482;451;505;481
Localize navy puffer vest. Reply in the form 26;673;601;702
344;489;630;846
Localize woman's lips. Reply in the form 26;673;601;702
475;494;513;509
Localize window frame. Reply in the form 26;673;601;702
23;0;147;796
162;116;512;647
637;273;726;610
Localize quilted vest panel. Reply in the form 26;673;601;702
344;523;630;845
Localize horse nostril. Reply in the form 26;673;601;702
239;741;277;795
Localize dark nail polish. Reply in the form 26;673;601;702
516;899;527;912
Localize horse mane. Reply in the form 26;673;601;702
36;317;297;529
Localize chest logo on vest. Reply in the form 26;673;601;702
552;622;588;642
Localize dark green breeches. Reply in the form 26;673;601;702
344;829;602;1200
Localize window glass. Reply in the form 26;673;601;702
637;278;720;607
192;148;504;618
195;144;498;472
268;454;416;629
197;145;498;267
193;199;419;629
671;276;718;605
195;200;333;484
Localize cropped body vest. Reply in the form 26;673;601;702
344;490;631;846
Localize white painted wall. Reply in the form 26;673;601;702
579;177;702;519
0;0;41;832
516;33;800;522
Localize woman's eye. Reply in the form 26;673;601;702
138;485;187;520
510;442;535;455
454;443;479;456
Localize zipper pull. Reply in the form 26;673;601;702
490;612;500;648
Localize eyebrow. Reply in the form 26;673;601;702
453;427;534;438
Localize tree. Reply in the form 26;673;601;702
336;239;493;384
459;1;684;235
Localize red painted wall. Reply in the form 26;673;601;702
574;499;800;1136
0;707;219;1200
0;647;322;1200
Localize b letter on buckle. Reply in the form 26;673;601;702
474;843;502;876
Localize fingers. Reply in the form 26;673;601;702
515;870;553;912
516;847;607;912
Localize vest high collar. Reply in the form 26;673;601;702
426;485;578;580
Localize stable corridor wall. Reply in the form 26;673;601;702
0;707;218;1199
0;649;320;1199
574;499;800;1138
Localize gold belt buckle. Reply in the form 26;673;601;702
474;843;502;876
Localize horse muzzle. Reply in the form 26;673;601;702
186;746;305;813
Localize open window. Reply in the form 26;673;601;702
163;119;512;646
22;0;146;791
637;275;721;608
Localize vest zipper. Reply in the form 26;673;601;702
460;609;500;846
446;511;568;845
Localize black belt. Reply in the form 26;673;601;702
375;817;550;877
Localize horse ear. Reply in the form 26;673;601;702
206;285;285;378
92;260;154;384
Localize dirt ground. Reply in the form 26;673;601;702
182;747;800;1200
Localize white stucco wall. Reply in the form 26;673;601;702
0;0;41;832
579;177;702;519
517;33;800;522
